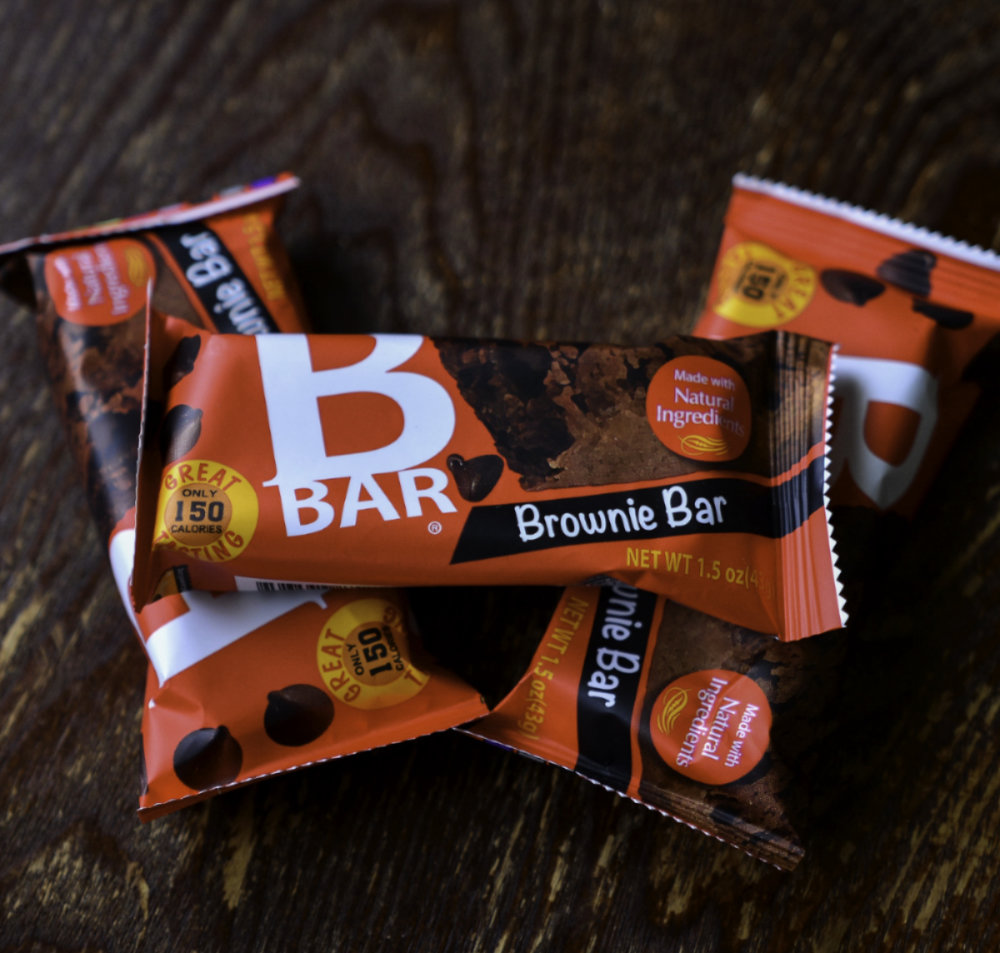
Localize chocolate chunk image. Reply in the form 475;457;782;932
264;684;334;747
876;248;936;297
819;269;885;306
173;726;243;790
434;338;671;490
163;334;202;390
435;340;575;486
447;453;504;501
911;299;973;330
159;403;203;464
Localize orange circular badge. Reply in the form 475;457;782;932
712;241;815;328
155;459;258;562
316;596;429;710
43;238;154;326
648;669;771;785
646;356;751;460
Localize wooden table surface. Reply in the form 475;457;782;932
3;2;1000;950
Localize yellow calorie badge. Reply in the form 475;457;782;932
316;596;429;710
155;459;259;561
712;241;816;328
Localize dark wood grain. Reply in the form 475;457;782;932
2;1;1000;950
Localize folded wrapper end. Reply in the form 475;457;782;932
0;172;301;259
826;345;849;628
777;338;849;641
130;291;164;613
0;253;35;307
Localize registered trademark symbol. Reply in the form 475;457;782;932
428;521;443;535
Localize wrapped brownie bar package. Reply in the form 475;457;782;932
132;583;487;820
695;176;1000;614
131;316;848;642
0;178;486;818
694;174;1000;520
0;173;307;538
464;585;842;870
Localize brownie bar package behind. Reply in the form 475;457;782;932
465;585;844;870
0;174;307;539
0;178;486;818
131;320;847;641
694;174;1000;517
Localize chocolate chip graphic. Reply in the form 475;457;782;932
173;726;242;790
159;403;202;464
819;269;885;306
164;335;202;390
876;249;936;297
911;299;973;330
447;453;504;501
264;684;334;747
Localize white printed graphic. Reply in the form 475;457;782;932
257;334;457;535
110;529;326;685
830;355;938;509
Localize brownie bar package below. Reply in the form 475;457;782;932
131;316;846;641
133;583;487;820
464;585;844;870
0;177;486;818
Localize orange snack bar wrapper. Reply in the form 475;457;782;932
465;584;842;870
130;582;487;820
0;174;308;539
131;317;847;642
694;174;1000;517
0;177;485;818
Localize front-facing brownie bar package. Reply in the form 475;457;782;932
0;179;486;819
131;317;846;643
467;177;1000;869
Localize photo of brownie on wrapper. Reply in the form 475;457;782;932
432;332;831;491
0;177;487;819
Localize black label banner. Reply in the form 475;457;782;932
450;456;825;565
574;584;658;789
153;224;279;334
